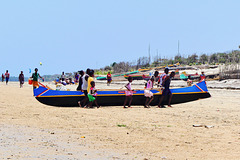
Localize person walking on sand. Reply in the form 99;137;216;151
158;71;175;108
19;71;24;88
5;70;10;85
76;70;84;91
144;76;154;108
1;73;4;82
123;76;134;108
78;68;90;107
31;68;43;89
106;72;112;86
86;81;100;108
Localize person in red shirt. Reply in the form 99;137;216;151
5;70;10;85
106;72;112;86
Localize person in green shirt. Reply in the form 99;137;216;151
31;68;43;89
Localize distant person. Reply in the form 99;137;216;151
5;70;10;85
159;68;169;87
31;68;43;89
158;71;175;108
19;71;24;88
74;72;79;83
123;76;134;108
107;72;112;86
200;71;206;81
61;72;65;81
187;75;193;86
1;73;4;82
77;70;84;91
86;81;100;108
144;76;154;108
78;68;90;107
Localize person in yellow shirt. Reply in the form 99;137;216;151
87;70;94;93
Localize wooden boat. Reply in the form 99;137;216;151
34;81;211;107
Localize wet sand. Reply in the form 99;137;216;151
0;81;240;159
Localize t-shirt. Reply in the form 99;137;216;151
5;73;10;78
32;73;39;81
87;77;94;93
82;74;89;90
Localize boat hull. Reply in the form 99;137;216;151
34;81;211;107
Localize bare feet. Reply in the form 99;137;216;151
168;105;173;108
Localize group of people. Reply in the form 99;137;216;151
1;70;25;88
74;67;177;109
122;68;176;108
76;69;100;108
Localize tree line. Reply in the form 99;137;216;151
100;50;240;73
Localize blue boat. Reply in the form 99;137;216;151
34;81;211;107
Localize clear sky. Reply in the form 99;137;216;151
0;0;239;76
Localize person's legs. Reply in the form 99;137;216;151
128;96;133;107
168;93;173;107
94;97;100;108
158;95;165;107
145;97;149;108
123;96;129;108
147;96;154;107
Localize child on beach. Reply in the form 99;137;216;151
107;72;112;86
158;71;175;108
123;76;134;108
86;81;100;108
144;76;154;108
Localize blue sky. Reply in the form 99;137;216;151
0;0;239;76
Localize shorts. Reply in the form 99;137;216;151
144;90;153;98
88;94;96;102
162;88;171;96
32;81;39;87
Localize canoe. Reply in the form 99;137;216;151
34;81;211;107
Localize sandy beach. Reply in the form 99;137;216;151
0;81;240;159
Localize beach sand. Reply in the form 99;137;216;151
0;81;240;159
